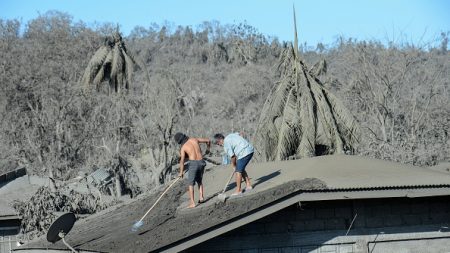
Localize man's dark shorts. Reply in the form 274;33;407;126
236;152;253;173
187;160;206;186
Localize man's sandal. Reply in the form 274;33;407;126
231;192;243;197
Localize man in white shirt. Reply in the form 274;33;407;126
213;133;254;195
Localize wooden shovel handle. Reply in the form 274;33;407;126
138;177;181;222
221;170;235;193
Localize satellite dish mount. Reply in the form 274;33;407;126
46;213;77;253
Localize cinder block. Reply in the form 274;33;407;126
319;245;338;253
281;247;299;253
338;244;354;253
316;208;335;219
325;218;347;230
430;201;448;213
364;199;384;208
265;222;288;234
261;249;280;253
430;212;449;224
334;206;352;219
365;217;384;228
303;219;325;231
351;211;366;229
383;214;403;227
410;202;429;214
301;246;318;253
279;210;299;222
242;250;259;253
402;214;423;226
391;203;410;215
245;222;265;235
352;201;366;217
422;214;433;225
297;208;315;220
266;211;285;222
445;201;450;212
291;221;305;232
368;204;391;217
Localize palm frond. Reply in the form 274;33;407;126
111;44;124;81
309;79;344;153
81;46;110;90
93;65;105;89
254;70;294;161
310;59;327;76
293;5;299;58
80;31;137;94
275;86;300;160
277;45;296;77
123;52;135;89
296;71;316;158
253;6;360;161
323;88;360;145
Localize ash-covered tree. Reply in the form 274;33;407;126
81;30;136;94
253;8;359;162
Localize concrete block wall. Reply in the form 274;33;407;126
244;196;450;234
187;196;450;252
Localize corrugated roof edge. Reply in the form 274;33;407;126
305;184;450;192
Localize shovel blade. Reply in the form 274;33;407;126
217;193;227;202
131;220;144;232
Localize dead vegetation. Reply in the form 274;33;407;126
13;186;104;240
254;11;359;161
0;11;448;240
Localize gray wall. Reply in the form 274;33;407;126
187;196;450;253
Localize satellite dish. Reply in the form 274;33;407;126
46;212;77;252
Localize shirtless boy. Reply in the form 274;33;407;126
174;132;211;208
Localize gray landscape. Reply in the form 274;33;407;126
0;9;449;252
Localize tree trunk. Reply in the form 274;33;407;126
114;174;122;198
48;168;57;192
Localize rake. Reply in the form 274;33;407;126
131;177;181;232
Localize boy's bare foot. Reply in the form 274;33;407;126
187;203;196;209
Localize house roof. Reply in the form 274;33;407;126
0;174;40;219
86;168;112;186
428;162;450;174
15;155;450;253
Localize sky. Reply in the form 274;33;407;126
1;0;449;48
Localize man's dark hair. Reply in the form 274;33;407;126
213;133;225;140
174;132;189;145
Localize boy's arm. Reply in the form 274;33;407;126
196;137;211;155
179;148;186;178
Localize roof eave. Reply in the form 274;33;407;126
158;186;450;253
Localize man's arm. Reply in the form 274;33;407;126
224;141;235;168
179;148;186;178
231;155;237;169
196;138;211;155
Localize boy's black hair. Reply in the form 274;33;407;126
213;133;225;140
174;132;189;145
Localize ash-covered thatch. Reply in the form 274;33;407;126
253;8;359;162
81;31;136;93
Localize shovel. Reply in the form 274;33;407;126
131;176;181;232
217;170;235;202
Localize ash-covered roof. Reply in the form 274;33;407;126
15;155;450;253
0;174;39;219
